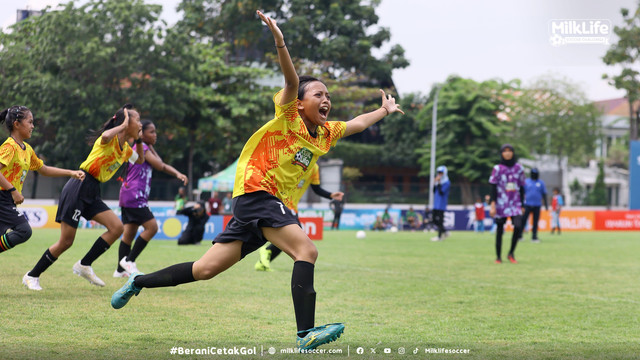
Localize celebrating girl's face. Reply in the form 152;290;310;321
298;81;331;127
15;111;34;140
126;110;142;138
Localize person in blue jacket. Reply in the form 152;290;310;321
522;168;548;243
431;165;450;241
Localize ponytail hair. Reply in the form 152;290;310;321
87;103;136;144
0;105;31;133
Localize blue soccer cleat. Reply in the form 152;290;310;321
111;272;143;309
296;323;345;350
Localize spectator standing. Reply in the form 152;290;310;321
522;168;548;242
474;198;485;232
207;191;222;215
431;165;450;241
550;188;563;235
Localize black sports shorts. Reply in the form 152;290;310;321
213;191;301;259
55;171;110;228
121;206;155;225
0;190;28;233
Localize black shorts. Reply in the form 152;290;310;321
0;191;28;233
121;207;155;225
213;191;301;259
55;172;111;228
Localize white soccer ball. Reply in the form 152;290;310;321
356;230;366;239
389;226;398;233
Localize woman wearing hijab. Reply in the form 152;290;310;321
488;144;525;264
431;165;450;241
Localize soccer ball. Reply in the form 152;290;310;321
389;226;398;233
356;230;366;239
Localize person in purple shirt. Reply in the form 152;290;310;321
489;144;525;264
115;120;188;277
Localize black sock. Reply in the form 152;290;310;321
0;222;33;253
267;243;282;261
495;225;504;260
127;235;149;262
80;237;110;266
134;262;195;288
118;241;131;272
291;261;316;337
28;249;57;277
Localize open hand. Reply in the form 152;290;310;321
380;89;404;115
257;10;284;46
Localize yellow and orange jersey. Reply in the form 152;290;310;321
288;163;321;212
0;137;44;192
234;89;346;210
80;135;133;182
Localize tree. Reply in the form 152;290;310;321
416;76;517;205
511;76;602;187
379;93;429;167
587;161;608;206
603;4;640;140
177;0;409;86
0;0;166;170
0;0;275;197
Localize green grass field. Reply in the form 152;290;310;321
1;229;639;359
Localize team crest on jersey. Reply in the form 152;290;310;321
292;148;313;171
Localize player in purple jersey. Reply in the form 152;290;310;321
488;144;525;264
115;120;188;277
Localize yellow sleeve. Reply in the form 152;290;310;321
0;143;14;167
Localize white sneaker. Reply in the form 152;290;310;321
72;260;105;287
119;257;139;274
22;273;42;291
430;236;442;242
113;270;130;278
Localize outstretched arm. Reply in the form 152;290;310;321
37;165;85;180
257;10;298;106
344;90;404;137
145;149;188;185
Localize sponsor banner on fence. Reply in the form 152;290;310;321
18;205;323;240
21;205;640;233
594;210;640;231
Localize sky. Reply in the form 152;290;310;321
1;0;638;101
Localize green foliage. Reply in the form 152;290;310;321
327;141;382;167
178;0;409;85
603;3;640;140
569;178;586;206
0;0;165;168
415;76;516;203
0;0;274;186
379;93;428;167
511;76;602;167
587;160;608;206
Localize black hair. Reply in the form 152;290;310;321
87;104;136;143
297;75;325;100
141;119;154;132
0;105;31;133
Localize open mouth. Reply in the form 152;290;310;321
319;105;329;119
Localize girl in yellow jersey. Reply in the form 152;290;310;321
0;106;84;255
112;11;404;351
23;104;144;291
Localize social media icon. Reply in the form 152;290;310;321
356;347;364;355
384;348;391;354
